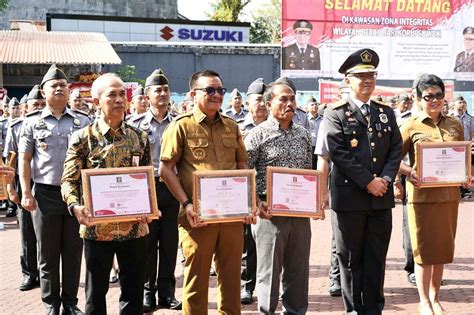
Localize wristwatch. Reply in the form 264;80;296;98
382;175;392;186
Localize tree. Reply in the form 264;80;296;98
115;65;145;86
249;0;281;43
0;0;8;11
209;0;253;22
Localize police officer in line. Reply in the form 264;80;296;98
19;94;28;117
130;69;182;311
4;85;46;291
454;26;474;72
275;77;310;130
224;88;248;122
18;64;90;315
324;49;402;314
307;96;323;169
128;85;149;121
239;77;267;305
283;19;321;70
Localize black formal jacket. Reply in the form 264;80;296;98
283;43;321;70
325;97;402;211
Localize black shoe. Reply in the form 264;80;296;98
61;305;84;315
158;296;182;310
328;280;342;297
143;295;157;312
240;290;253;304
19;276;40;291
407;273;417;286
45;306;60;315
5;208;17;217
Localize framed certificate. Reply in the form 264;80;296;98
266;166;322;218
0;152;16;201
416;141;472;188
193;169;256;223
81;166;160;224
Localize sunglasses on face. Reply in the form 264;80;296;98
422;93;444;102
194;87;227;96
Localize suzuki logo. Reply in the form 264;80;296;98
160;26;174;41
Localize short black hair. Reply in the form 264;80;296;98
263;82;294;103
189;70;222;90
415;74;445;98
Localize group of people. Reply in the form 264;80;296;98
1;46;472;315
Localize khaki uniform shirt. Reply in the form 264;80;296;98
400;112;464;203
61;117;151;241
160;108;248;225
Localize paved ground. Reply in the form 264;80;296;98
0;200;473;315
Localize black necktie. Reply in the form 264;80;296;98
361;104;370;122
300;48;305;54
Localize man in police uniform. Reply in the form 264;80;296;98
239;77;267;305
283;20;321;70
4;85;45;291
129;69;181;311
159;70;252;314
127;85;149;121
18;64;90;315
325;49;402;314
454;27;474;72
224;88;248;122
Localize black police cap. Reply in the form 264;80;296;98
132;86;144;98
145;69;169;87
338;48;379;75
455;95;466;102
8;97;19;108
27;85;44;101
306;96;317;104
40;64;68;88
275;76;297;93
293;20;313;31
246;78;266;96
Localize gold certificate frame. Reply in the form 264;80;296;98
193;169;256;224
81;166;159;224
416;141;472;188
266;166;322;218
0;152;16;201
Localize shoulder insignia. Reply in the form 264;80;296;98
174;112;193;121
71;109;89;116
371;99;390;107
130;112;147;122
9;117;24;127
26;110;42;117
330;99;348;109
297;107;307;113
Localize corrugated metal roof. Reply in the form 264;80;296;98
0;31;122;64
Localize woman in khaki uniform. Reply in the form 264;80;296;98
399;74;472;315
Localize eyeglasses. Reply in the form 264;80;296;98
348;72;378;80
194;87;227;96
422;93;444;102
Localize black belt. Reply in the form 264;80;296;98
34;183;61;191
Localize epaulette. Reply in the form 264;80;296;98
330;99;348;109
236;118;245;124
130;112;147;122
26;110;42;117
9;117;24;127
296;107;307;113
371;98;391;107
174;112;193;121
71;109;89;116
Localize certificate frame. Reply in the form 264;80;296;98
193;169;256;224
81;166;160;224
416;141;472;188
266;166;322;218
0;152;16;201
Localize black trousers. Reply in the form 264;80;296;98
311;146;318;170
17;177;38;280
401;175;414;274
328;232;340;282
332;209;392;315
84;237;147;315
241;224;256;292
32;184;82;308
144;180;179;299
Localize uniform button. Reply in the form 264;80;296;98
371;142;375;147
368;127;373;132
344;179;348;183
373;173;377;177
373;158;377;162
